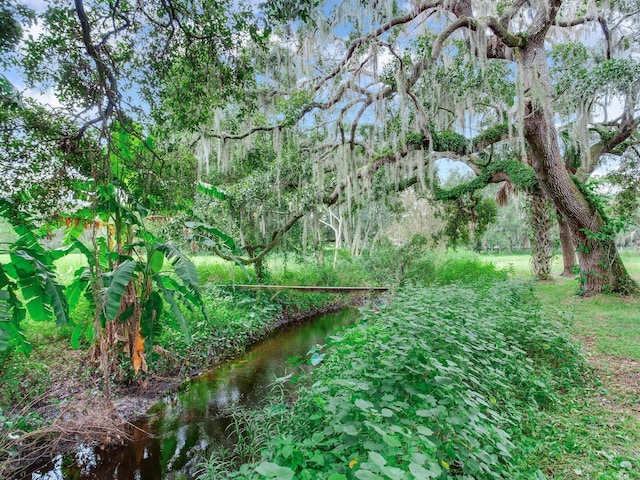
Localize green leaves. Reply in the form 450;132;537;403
141;290;163;349
149;250;164;274
155;243;199;285
103;259;137;322
354;398;374;410
197;182;228;200
153;242;208;335
183;221;240;254
8;248;69;325
235;280;585;479
0;74;24;109
0;209;70;354
153;275;192;343
0;289;26;353
255;461;295;479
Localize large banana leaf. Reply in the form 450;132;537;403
0;290;12;351
103;259;137;322
154;243;199;288
42;268;70;326
158;262;208;322
0;326;9;352
153;274;191;343
0;199;39;246
148;250;164;274
2;200;71;325
0;267;30;355
183;221;240;253
141;290;163;351
0;312;29;354
11;249;69;325
181;222;250;280
66;266;91;311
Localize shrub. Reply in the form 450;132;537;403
431;254;510;286
363;236;432;286
404;255;437;285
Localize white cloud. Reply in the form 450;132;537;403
24;87;63;109
24;0;49;13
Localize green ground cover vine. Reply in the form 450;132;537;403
208;273;588;479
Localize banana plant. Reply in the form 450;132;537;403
64;183;207;375
0;198;70;355
23;121;211;376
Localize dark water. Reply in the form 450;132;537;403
28;308;360;480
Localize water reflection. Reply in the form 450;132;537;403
27;308;359;480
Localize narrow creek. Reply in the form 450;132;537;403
29;307;361;479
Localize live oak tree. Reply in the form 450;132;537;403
28;0;631;297
199;0;639;295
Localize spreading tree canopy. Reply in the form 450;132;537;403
5;0;640;295
188;0;640;294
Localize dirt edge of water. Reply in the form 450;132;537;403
1;296;365;479
111;298;354;423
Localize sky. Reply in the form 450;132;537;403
3;0;61;109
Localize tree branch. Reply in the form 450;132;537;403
74;0;121;137
499;0;528;28
528;0;563;43
431;17;477;61
313;0;442;94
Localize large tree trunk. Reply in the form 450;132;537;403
557;212;577;277
529;191;552;279
521;43;638;295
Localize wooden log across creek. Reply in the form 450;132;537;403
222;285;390;294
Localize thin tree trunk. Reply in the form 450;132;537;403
557;212;577;277
529;191;552;280
351;219;362;255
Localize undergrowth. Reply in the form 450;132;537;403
151;263;342;376
0;256;347;472
200;275;591;479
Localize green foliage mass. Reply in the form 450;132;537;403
362;235;432;286
435;159;537;201
403;130;468;154
220;275;585;479
0;3;34;58
551;41;640;117
404;123;509;156
430;159;536;248
425;255;510;286
607;151;640;224
0;199;70;356
472;124;510;149
437;195;498;249
276;90;314;127
432;130;468;153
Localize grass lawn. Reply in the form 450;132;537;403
487;252;640;360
